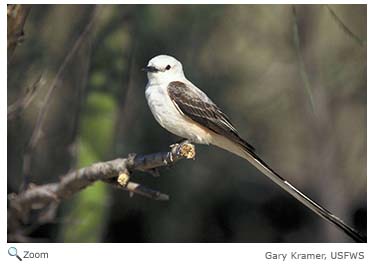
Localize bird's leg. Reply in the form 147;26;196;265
168;139;186;155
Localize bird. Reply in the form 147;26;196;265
143;54;365;242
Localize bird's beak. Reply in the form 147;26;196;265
142;66;158;73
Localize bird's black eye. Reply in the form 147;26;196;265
165;65;171;70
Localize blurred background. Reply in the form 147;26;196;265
7;4;366;242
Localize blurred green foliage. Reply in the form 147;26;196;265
60;92;117;242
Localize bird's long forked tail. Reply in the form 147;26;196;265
212;136;366;242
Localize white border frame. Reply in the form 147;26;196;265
2;1;370;266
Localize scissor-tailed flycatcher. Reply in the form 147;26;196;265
143;54;365;242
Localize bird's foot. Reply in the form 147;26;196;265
169;138;187;149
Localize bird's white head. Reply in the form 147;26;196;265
143;55;185;84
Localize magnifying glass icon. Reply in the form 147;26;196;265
8;247;22;261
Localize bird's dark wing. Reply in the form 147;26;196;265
167;81;255;152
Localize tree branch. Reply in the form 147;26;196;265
21;6;100;191
292;5;316;115
7;74;42;120
26;6;99;152
8;142;196;239
326;5;365;47
7;4;31;63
